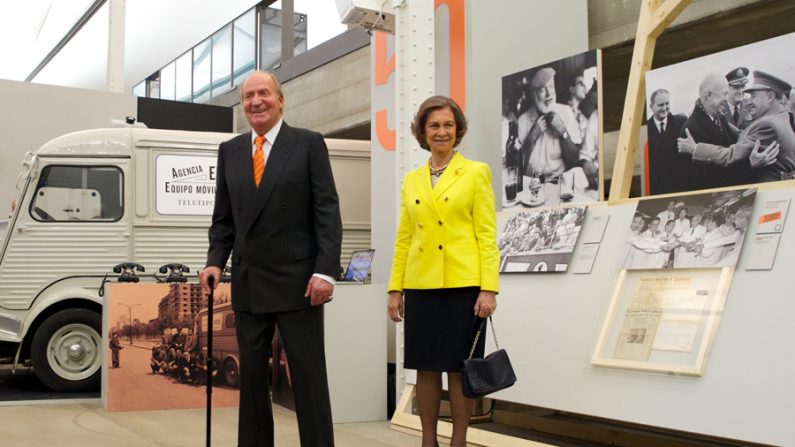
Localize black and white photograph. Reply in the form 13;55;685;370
623;188;757;270
501;49;601;209
645;32;795;195
497;206;587;273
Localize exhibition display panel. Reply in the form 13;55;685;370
102;282;386;423
388;1;795;446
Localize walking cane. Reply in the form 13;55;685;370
206;275;215;447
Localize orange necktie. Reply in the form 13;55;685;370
253;135;265;187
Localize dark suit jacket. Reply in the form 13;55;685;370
647;113;688;195
207;123;342;313
719;100;751;130
693;105;795;182
682;101;748;190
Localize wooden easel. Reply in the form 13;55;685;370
609;0;692;202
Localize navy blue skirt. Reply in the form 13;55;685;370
403;287;486;372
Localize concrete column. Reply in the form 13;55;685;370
393;0;436;400
107;0;126;93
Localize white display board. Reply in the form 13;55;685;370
155;154;218;216
482;187;795;446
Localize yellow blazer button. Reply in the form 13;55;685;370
418;223;424;229
438;244;443;250
444;196;449;201
419;247;424;252
438;220;443;226
415;199;420;204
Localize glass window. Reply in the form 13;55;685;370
212;25;232;97
293;12;308;57
260;4;283;70
160;62;176;101
233;8;256;87
30;166;123;222
294;0;348;52
132;81;146;97
193;38;211;103
148;76;161;99
176;51;192;102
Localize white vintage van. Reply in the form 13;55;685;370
0;127;235;392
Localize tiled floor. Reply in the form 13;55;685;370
0;400;423;446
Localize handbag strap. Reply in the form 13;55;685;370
467;316;500;359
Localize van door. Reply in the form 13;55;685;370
0;159;131;311
0;152;36;268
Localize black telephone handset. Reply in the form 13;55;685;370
159;263;190;274
220;265;232;283
159;263;190;283
113;262;145;283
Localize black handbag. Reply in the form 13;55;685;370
461;316;516;399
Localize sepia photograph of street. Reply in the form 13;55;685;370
103;283;239;412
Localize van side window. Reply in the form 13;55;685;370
225;313;235;328
29;166;123;222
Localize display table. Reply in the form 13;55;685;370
101;282;387;423
504;169;598;208
325;282;387;423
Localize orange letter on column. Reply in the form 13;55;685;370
374;32;396;151
436;0;466;111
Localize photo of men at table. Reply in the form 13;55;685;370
622;188;757;270
502;50;600;209
497;206;587;273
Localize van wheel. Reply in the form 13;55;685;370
31;309;101;392
223;358;239;387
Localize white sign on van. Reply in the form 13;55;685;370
200;314;223;332
156;154;217;215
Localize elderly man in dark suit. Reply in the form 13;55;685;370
200;70;342;447
679;71;791;183
646;88;689;194
678;72;749;189
720;67;752;130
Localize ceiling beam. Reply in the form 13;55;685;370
25;0;107;82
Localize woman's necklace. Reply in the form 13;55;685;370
429;151;456;176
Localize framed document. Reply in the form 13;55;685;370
591;267;732;376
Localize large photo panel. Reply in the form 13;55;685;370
501;49;601;209
645;32;795;195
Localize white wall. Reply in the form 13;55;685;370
464;0;589;202
0;80;136;216
487;187;795;446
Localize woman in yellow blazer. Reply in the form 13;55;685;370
387;96;499;447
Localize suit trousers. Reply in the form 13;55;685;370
235;306;334;447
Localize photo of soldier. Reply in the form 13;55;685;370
645;31;795;194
